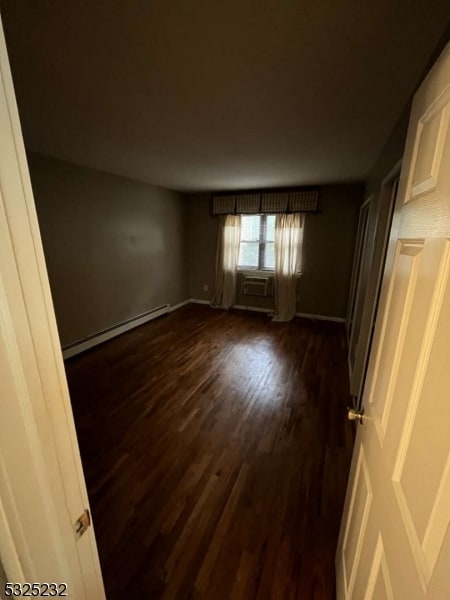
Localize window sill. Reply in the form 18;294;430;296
237;269;303;277
238;268;274;276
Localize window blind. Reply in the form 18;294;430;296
212;189;319;214
236;194;260;214
212;196;237;214
261;192;289;213
288;190;319;212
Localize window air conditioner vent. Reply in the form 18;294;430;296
242;276;271;297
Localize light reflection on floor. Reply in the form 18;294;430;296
221;336;287;405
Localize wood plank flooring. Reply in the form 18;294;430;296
65;304;355;599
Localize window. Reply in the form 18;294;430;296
238;214;275;270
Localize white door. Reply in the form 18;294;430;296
0;17;104;599
336;43;450;599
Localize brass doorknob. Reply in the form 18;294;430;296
347;407;365;425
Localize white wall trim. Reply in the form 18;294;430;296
191;299;345;322
62;299;345;360
63;305;170;359
63;299;196;359
167;299;192;313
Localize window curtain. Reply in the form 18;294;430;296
211;214;241;309
273;213;303;322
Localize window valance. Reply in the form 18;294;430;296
212;189;319;215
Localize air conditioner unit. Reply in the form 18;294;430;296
242;275;271;297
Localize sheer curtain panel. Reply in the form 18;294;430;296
273;213;303;321
211;214;241;309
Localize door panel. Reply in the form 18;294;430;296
336;43;450;599
369;240;423;442
341;447;373;598
408;100;449;199
363;536;394;600
392;240;450;580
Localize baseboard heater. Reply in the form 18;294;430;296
62;304;170;359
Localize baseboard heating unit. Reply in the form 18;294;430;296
62;304;170;359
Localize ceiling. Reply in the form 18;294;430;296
2;1;450;192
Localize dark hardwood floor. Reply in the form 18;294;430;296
65;304;355;599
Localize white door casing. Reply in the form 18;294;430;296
350;166;401;406
0;16;104;599
336;43;450;599
346;197;371;347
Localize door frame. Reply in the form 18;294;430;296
0;16;104;597
351;160;402;407
346;197;372;337
347;196;372;377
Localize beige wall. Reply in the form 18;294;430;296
30;155;363;345
297;185;363;317
29;154;188;347
185;194;219;303
186;185;363;319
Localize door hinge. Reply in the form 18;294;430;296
74;509;91;540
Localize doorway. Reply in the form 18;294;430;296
347;164;401;409
347;197;371;374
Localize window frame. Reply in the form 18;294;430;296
238;214;275;271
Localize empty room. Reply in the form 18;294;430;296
1;2;450;600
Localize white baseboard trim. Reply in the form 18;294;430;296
62;299;345;359
295;312;346;323
234;305;346;322
63;304;172;359
190;298;273;312
190;301;345;323
167;299;192;313
63;298;199;359
190;299;272;314
191;300;273;315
